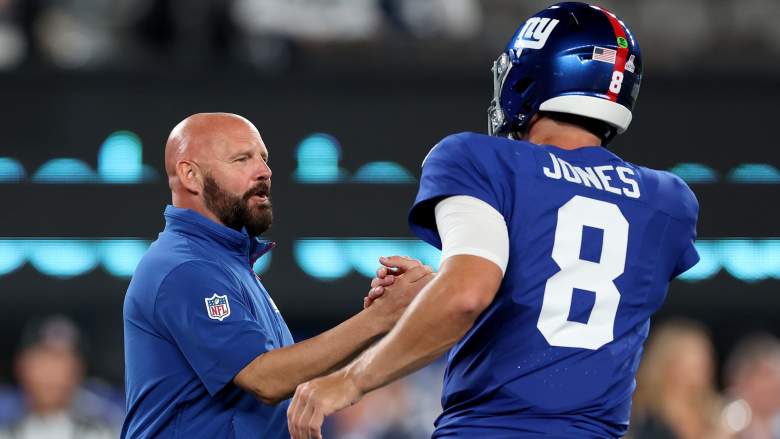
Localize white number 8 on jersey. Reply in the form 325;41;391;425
537;195;629;350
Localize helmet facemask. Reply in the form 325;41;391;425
488;53;514;137
488;52;538;140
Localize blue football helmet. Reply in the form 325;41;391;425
488;2;642;143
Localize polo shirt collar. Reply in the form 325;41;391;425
163;205;274;262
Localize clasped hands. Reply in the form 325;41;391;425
286;255;434;439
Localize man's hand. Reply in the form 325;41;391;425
287;370;361;439
363;256;433;309
364;260;434;333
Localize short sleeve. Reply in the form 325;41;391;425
670;183;701;278
155;260;271;395
409;133;506;249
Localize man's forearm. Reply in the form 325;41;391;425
237;309;385;404
346;257;501;396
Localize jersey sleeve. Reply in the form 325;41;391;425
409;133;508;249
154;260;271;395
670;180;701;278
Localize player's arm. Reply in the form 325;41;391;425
287;258;502;439
355;253;502;388
350;195;508;389
287;196;508;439
234;262;433;405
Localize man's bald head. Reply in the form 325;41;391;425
164;113;260;179
163;113;273;236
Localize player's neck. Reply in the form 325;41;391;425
526;117;602;150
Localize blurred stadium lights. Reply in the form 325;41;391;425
0;238;268;278
0;21;25;69
727;163;780;184
298;238;780;283
293;133;348;183
0;0;24;70
294;238;441;280
4;125;775;184
97;240;154;277
231;0;381;41
1;130;158;184
668;163;719;184
36;7;116;69
293;133;414;184
33;158;100;183
678;239;780;283
0;0;779;73
0;239;150;278
1;237;778;283
33;0;152;69
0;157;25;182
722;398;752;433
253;250;272;273
230;0;480;41
292;239;352;280
352;161;415;183
668;163;780;184
97;131;157;183
383;0;481;38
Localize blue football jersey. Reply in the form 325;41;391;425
409;132;699;438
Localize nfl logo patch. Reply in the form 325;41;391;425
205;293;231;321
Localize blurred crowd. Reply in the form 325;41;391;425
1;0;780;74
0;316;123;439
0;314;442;439
0;0;483;72
1;315;778;439
630;320;780;439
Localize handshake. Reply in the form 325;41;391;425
361;255;435;330
287;255;436;439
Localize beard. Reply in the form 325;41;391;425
202;174;273;237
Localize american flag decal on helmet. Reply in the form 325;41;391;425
593;47;617;64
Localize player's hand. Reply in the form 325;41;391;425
287;369;361;439
363;256;431;309
363;264;395;309
367;262;434;332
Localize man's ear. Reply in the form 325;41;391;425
177;160;203;194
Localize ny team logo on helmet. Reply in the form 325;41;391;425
488;2;642;144
513;17;560;52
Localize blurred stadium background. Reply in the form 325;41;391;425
0;0;778;437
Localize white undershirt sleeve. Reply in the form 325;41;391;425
434;195;510;275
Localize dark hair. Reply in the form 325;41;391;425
17;315;85;356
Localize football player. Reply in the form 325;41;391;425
287;3;700;438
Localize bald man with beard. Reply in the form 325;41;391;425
121;113;433;439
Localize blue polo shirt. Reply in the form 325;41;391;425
122;206;294;439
